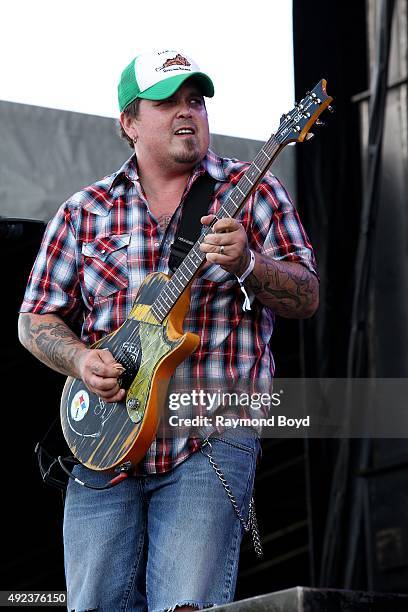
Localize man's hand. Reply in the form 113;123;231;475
199;214;250;277
198;216;319;319
77;349;126;403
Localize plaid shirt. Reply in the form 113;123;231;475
21;150;317;473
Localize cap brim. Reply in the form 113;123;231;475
137;72;214;100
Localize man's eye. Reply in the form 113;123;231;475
157;98;174;106
190;98;204;106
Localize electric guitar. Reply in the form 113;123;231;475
60;80;333;471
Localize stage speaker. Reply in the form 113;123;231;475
0;218;67;591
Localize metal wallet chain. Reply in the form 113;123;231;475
200;438;263;558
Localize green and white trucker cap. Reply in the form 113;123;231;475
118;49;214;112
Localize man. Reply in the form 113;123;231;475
18;50;318;611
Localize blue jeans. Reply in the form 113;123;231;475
63;431;259;612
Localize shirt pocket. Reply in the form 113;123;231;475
81;234;130;299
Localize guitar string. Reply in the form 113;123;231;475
70;94;325;448
104;96;320;373
122;114;292;339
100;94;322;378
145;91;323;329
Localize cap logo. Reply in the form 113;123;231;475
156;54;191;72
118;50;213;110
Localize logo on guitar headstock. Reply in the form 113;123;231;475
275;80;333;147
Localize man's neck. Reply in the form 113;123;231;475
137;156;195;203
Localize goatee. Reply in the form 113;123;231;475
173;139;201;165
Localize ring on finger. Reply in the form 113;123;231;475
219;245;225;255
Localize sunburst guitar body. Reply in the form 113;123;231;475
60;272;199;471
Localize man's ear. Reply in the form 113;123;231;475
120;112;137;142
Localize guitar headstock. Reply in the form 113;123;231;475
276;79;333;146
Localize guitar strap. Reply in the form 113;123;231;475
168;173;217;273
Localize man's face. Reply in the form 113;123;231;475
127;81;210;171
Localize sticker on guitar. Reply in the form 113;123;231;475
70;390;89;422
68;385;118;438
60;80;334;469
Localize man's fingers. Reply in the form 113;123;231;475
94;386;126;403
205;232;231;245
200;214;216;226
89;375;122;392
96;349;120;366
87;373;126;400
201;214;242;232
98;386;126;402
212;218;242;233
88;350;125;378
105;389;126;403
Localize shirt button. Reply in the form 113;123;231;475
154;242;160;247
101;249;106;254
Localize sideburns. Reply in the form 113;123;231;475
119;99;141;149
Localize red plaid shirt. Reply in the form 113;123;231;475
21;150;317;473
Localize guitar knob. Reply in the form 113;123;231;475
305;133;315;141
328;105;334;113
127;397;143;424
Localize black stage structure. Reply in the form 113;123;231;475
291;0;408;598
1;0;408;607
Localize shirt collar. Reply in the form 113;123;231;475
195;149;230;183
108;149;230;194
108;154;139;192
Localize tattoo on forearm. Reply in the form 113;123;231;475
246;255;318;317
20;315;83;375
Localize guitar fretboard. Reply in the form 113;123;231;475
150;134;282;323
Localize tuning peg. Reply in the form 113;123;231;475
315;119;326;126
305;133;315;141
327;105;334;113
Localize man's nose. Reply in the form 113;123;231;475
176;100;193;117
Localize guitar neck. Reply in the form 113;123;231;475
150;78;333;323
150;134;283;324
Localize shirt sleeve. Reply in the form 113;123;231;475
19;202;83;321
249;172;318;277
